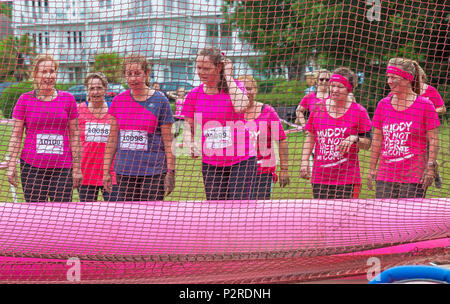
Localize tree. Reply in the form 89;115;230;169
93;53;123;84
223;0;449;112
0;34;35;82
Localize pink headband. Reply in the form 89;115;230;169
386;66;414;82
329;74;353;92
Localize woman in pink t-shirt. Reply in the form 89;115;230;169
181;47;256;200
7;54;82;202
171;87;187;139
301;67;372;199
368;58;440;198
238;75;290;200
78;72;118;202
417;65;446;115
295;69;331;127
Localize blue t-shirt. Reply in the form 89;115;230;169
108;90;174;176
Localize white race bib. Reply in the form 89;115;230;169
85;122;110;143
120;130;148;151
204;126;232;149
36;134;64;155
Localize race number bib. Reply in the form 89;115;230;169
120;130;148;151
36;134;64;155
204;126;232;149
85;122;110;143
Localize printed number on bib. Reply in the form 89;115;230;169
36;134;64;155
120;130;148;151
204;126;232;149
85;122;110;143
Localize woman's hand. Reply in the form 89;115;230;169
164;171;176;197
72;168;83;189
279;169;290;187
300;160;311;180
7;163;18;187
367;169;377;191
222;58;234;79
339;135;358;154
421;167;435;190
103;173;113;193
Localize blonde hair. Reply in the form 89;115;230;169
31;54;59;90
237;75;258;93
122;54;152;87
84;72;108;90
316;69;331;80
388;58;421;94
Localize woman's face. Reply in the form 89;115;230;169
387;73;410;93
35;60;57;91
330;81;349;102
317;73;331;90
176;88;186;98
242;79;257;102
125;63;148;89
87;78;106;104
196;55;221;86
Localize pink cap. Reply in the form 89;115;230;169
386;66;414;82
329;74;353;92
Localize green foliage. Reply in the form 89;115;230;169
0;34;35;82
0;81;34;119
0;3;12;19
224;0;448;117
93;53;123;84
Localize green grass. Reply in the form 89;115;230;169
0;122;448;202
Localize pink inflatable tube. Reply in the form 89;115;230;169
0;198;448;260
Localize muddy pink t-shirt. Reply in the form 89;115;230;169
299;92;322;112
422;85;445;109
12;90;78;168
372;96;440;183
305;101;372;185
181;82;251;166
247;105;287;175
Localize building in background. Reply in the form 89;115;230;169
12;0;257;85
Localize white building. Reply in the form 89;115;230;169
12;0;257;85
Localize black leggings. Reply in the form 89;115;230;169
312;184;356;199
116;174;166;201
20;159;73;203
202;157;257;201
375;181;426;199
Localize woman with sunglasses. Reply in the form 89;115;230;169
295;69;331;128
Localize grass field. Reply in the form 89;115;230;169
0;121;448;202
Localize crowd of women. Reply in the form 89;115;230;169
5;47;445;202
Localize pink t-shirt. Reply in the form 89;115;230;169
422;85;445;109
299;92;322;112
372;95;440;183
78;102;116;186
12;90;78;169
181;82;252;167
247;105;287;175
305;100;372;185
174;98;185;119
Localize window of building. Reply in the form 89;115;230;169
206;23;232;50
131;0;151;15
132;23;153;56
100;28;113;48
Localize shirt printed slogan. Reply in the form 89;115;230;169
316;127;346;162
382;121;412;158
